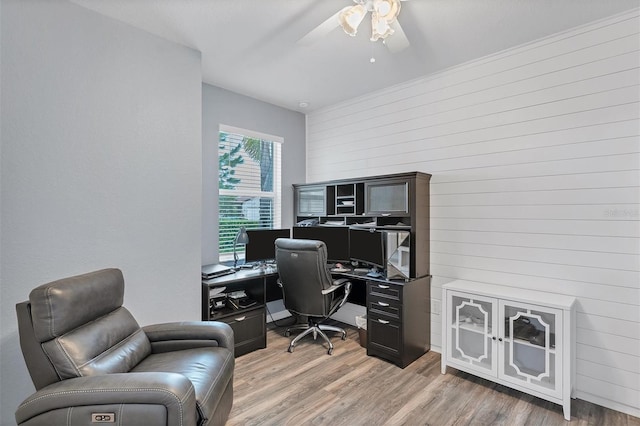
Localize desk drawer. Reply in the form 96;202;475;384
368;296;402;320
368;282;401;301
368;315;401;356
219;307;266;357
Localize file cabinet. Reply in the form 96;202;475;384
218;306;266;357
366;275;431;368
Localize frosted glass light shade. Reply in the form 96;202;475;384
338;4;367;36
373;0;401;23
371;12;394;41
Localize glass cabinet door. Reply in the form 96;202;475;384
296;186;326;216
499;301;562;398
446;291;498;376
365;179;409;215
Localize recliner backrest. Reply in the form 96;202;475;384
18;268;151;388
275;238;334;317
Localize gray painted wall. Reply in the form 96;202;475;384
202;84;306;265
0;1;202;422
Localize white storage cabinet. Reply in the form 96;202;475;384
441;280;576;421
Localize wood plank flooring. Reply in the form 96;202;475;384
227;322;640;426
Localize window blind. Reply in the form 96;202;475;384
218;127;282;263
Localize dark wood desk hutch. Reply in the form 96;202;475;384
294;171;432;368
202;172;431;368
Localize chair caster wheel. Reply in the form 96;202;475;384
328;348;333;355
288;346;294;353
285;331;291;337
341;334;346;340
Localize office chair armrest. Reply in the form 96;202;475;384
324;280;352;311
321;278;351;295
15;372;197;426
143;321;234;353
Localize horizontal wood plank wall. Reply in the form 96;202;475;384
305;9;640;418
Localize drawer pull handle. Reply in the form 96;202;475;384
235;316;246;321
378;284;390;289
377;301;389;307
377;319;390;324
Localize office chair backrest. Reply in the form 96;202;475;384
17;268;151;390
275;238;334;317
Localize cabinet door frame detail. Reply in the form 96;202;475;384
499;300;563;400
509;312;550;380
455;300;490;364
446;291;498;376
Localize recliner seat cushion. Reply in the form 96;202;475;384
132;347;234;424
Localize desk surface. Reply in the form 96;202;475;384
202;264;419;288
202;267;279;287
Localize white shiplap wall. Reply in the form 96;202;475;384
306;9;640;418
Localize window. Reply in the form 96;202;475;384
218;125;282;263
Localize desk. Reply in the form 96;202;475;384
202;268;278;356
202;267;431;367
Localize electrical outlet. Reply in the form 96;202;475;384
431;299;441;315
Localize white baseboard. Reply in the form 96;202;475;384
573;391;640;419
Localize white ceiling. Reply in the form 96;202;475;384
70;0;638;113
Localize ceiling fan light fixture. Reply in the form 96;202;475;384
338;4;367;36
370;12;394;41
373;0;401;23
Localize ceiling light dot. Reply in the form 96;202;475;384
298;101;309;108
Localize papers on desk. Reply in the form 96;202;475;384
331;268;349;273
324;220;346;226
209;286;226;296
359;220;377;226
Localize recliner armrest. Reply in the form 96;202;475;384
143;321;234;353
15;372;197;426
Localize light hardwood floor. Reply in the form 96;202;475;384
227;322;640;426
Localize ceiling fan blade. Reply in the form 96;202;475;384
384;20;410;53
297;10;341;46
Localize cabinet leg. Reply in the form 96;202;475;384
441;355;446;374
563;401;571;421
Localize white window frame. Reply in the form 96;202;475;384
218;124;283;263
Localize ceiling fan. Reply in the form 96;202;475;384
299;0;411;53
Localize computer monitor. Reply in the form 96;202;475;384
245;229;290;263
349;228;385;270
292;226;350;262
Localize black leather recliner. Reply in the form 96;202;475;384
15;268;234;426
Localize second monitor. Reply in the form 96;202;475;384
292;226;350;263
348;227;386;277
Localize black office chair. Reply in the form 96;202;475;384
275;238;352;355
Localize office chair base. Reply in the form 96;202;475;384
286;323;347;355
